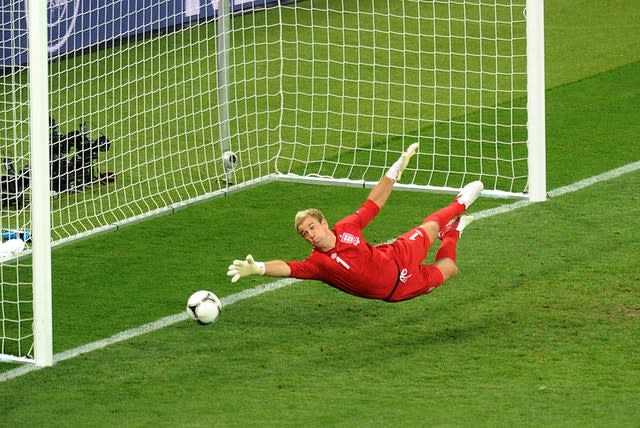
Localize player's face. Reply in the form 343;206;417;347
298;216;334;251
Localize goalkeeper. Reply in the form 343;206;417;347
227;143;483;302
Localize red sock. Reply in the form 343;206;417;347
424;201;465;230
436;235;458;262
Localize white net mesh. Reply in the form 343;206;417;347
0;0;534;362
276;1;529;192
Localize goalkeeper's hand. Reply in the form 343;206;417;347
227;254;266;283
385;142;419;182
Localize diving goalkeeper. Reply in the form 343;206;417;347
227;143;483;302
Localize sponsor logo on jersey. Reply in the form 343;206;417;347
399;268;413;283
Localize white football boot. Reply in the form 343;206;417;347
455;180;484;209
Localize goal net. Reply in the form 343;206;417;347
0;0;544;364
276;1;541;196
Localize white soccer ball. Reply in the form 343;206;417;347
222;151;238;172
186;290;222;325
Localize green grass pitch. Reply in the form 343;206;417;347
1;0;640;426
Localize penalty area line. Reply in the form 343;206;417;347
1;160;638;383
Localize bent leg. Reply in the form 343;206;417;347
434;226;460;281
422;201;465;232
418;221;439;247
434;257;459;282
421;181;484;233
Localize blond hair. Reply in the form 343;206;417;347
294;208;326;233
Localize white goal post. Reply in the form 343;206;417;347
0;0;545;366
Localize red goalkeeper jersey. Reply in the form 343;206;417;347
287;199;444;302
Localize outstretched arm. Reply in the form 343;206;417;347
227;255;291;283
264;260;291;277
368;142;419;209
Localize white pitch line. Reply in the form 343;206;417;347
2;161;639;383
0;278;300;382
52;279;299;363
548;160;640;197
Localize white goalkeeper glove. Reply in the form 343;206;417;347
227;254;266;283
385;142;419;182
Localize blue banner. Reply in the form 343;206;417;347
1;0;275;69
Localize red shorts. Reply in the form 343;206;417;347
384;227;445;302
